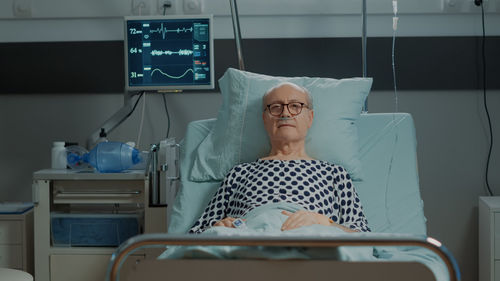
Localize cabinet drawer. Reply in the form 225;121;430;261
495;214;500;259
0;245;23;268
50;254;144;281
53;180;144;204
0;221;22;244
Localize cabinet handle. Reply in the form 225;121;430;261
55;190;142;195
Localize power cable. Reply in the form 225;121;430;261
477;3;494;196
162;93;171;138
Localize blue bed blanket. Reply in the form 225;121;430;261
159;203;450;281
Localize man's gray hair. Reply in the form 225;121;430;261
262;82;314;110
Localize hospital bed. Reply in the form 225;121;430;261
105;68;460;281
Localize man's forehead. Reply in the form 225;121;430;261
266;85;308;101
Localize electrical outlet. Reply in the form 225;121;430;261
183;0;203;14
132;0;151;15
441;0;491;12
470;0;490;9
441;0;465;12
158;0;176;15
13;0;32;17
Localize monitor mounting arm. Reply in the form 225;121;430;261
86;93;135;149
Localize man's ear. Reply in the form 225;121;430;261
307;110;314;128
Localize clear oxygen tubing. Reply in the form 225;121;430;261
361;0;368;112
383;0;400;229
273;116;299;121
392;1;399;114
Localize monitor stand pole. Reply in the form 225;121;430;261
229;0;245;71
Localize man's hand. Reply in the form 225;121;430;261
281;210;331;231
213;217;245;228
281;210;359;232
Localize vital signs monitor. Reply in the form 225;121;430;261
124;15;214;92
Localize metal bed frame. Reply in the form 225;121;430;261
106;234;460;281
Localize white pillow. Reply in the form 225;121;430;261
189;68;372;182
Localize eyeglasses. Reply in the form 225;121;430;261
266;102;308;117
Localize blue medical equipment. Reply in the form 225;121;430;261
67;142;142;173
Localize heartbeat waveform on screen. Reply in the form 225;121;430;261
150;68;194;79
150;49;193;56
150;24;193;40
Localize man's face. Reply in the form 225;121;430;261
262;84;313;143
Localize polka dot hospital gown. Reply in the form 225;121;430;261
189;159;371;233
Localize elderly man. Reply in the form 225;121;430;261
189;82;370;233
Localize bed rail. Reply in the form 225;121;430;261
105;233;460;281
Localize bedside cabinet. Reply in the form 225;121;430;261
0;206;33;274
480;197;500;281
33;169;167;281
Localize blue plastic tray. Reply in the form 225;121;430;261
51;213;140;247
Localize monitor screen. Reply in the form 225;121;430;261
124;15;214;92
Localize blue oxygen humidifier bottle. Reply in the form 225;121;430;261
83;141;142;173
